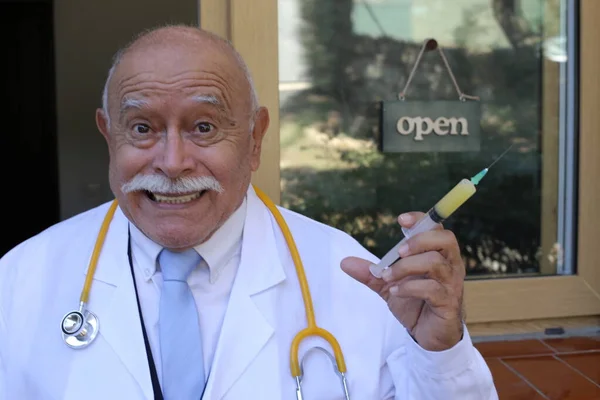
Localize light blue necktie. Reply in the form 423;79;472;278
158;248;206;399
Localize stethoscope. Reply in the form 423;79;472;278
60;187;351;399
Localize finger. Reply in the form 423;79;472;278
399;229;461;265
340;256;386;293
381;251;450;284
398;211;444;230
397;212;424;229
389;278;449;308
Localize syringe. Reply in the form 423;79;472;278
369;144;514;278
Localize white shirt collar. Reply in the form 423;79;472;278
129;196;247;284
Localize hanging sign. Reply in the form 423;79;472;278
379;39;481;153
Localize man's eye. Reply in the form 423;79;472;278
133;124;150;134
196;122;214;133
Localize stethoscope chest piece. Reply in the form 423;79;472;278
61;305;99;349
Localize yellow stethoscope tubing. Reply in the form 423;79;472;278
80;199;119;304
253;187;347;378
78;187;347;379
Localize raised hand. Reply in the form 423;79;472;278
341;212;465;351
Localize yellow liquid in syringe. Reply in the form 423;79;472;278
433;179;476;220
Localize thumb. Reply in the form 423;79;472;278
341;256;385;292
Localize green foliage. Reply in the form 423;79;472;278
282;0;555;276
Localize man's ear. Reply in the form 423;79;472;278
249;106;270;172
96;108;110;144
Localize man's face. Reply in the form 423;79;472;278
96;39;268;249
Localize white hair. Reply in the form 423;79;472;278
101;25;259;130
121;173;223;194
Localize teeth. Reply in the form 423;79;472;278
153;192;202;204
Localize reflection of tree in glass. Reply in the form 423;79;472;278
281;0;554;276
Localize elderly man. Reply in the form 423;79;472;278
0;25;497;399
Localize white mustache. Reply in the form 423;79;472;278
121;174;224;194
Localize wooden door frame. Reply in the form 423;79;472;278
200;0;600;331
200;0;281;204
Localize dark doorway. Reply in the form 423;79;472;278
0;0;60;257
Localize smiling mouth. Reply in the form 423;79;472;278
145;190;205;204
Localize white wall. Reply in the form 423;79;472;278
53;0;198;219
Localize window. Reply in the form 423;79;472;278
278;0;578;278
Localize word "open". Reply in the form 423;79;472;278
396;116;469;141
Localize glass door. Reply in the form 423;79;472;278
278;0;577;279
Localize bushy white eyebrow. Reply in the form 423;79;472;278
119;97;150;119
190;94;221;106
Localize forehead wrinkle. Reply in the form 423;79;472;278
114;72;236;113
183;71;236;111
117;69;203;90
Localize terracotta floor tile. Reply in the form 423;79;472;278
475;339;554;358
558;353;600;385
485;358;547;400
543;336;600;353
503;355;600;400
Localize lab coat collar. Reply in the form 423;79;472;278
83;204;155;400
203;185;287;399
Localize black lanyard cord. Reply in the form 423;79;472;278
127;228;164;400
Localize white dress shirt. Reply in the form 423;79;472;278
128;197;247;385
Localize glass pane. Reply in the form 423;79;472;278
278;0;577;277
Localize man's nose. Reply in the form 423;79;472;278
154;131;195;178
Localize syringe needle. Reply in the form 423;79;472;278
470;143;515;185
487;143;515;170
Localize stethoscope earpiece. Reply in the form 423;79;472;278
61;307;100;349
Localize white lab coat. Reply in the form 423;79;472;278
0;186;497;399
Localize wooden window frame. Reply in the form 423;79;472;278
200;0;600;327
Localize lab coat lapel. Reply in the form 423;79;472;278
205;188;286;400
84;207;154;400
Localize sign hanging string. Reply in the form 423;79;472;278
399;38;480;102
